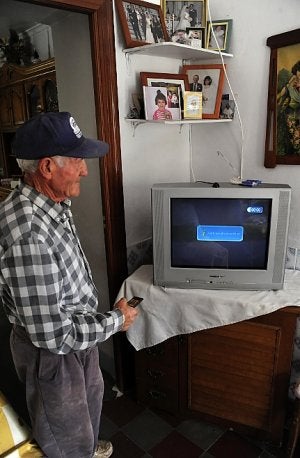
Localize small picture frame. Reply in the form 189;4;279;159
183;91;202;119
171;29;189;44
220;99;235;119
115;0;169;48
143;86;181;121
206;19;233;53
182;64;226;118
186;26;205;47
132;93;145;119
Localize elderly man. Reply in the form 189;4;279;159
0;112;138;458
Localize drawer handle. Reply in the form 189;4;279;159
149;390;167;400
146;347;164;356
147;369;165;379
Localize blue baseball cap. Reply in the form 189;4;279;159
13;111;109;159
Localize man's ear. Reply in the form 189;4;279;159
38;157;55;179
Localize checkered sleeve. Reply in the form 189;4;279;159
1;238;124;354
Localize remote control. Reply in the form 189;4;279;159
127;296;144;307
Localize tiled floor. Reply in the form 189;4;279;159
101;393;300;458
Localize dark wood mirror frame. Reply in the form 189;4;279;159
29;0;130;389
264;28;300;168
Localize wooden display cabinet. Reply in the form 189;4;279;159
134;307;299;447
0;58;58;179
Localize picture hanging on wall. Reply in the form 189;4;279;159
115;0;169;48
182;64;226;118
264;28;300;167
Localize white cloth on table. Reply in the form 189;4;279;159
116;265;300;351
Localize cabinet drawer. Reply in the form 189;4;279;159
136;376;179;412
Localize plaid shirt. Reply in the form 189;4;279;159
0;183;124;354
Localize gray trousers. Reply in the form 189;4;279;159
10;325;104;458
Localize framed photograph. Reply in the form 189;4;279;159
186;26;205;45
143;86;181;121
161;1;207;36
115;0;169;48
206;19;233;53
264;28;300;167
132;93;145;118
183;91;202;119
182;64;226;118
140;71;189;95
220;99;235;119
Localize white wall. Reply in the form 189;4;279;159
191;0;300;249
114;0;300;252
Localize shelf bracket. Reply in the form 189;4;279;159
129;120;144;136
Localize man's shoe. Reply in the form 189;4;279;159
93;440;113;458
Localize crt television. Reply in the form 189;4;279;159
151;182;291;290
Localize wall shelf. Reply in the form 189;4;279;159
123;42;233;61
126;118;232;135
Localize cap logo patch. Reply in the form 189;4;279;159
69;117;82;138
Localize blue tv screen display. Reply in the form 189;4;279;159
171;198;272;269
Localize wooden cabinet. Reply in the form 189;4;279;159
0;84;26;129
0;58;58;179
135;307;299;445
135;336;179;413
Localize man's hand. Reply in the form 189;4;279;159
114;297;139;331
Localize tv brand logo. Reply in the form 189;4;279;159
247;206;264;214
197;225;244;242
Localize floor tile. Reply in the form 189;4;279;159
99;414;119;440
208;430;262;458
121;409;172;451
176;418;224;450
109;431;145;458
149;430;204;458
102;395;144;427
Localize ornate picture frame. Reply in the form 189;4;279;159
115;0;169;48
182;64;226;118
264;28;300;167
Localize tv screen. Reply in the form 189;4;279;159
171;197;272;270
152;182;291;290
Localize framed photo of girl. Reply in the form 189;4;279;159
182;64;226;118
206;19;233;53
264;28;300;167
161;1;207;36
115;0;169;48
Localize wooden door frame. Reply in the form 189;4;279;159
27;0;127;299
25;0;129;387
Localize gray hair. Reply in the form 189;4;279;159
17;155;67;173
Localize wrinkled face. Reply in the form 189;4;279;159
50;157;88;200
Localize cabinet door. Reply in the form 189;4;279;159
0;88;13;128
26;74;58;117
10;84;26;126
180;311;297;444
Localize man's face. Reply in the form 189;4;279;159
193;75;199;83
50;157;88;200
